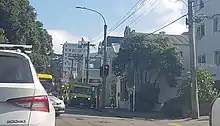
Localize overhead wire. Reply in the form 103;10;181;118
145;14;187;35
90;0;149;42
108;0;143;32
90;0;143;42
115;0;160;35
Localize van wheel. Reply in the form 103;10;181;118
55;113;60;117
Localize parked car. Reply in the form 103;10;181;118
48;94;65;117
210;94;220;126
0;44;55;126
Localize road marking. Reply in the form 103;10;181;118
168;123;182;126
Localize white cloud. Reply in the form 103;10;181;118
154;0;187;34
136;0;188;34
47;29;88;54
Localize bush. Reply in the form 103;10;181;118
178;69;218;103
161;97;190;118
162;69;218;118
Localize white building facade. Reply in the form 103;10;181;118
62;40;87;83
195;0;220;82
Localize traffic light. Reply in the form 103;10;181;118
100;65;110;77
104;64;109;76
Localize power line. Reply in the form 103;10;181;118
91;0;149;42
90;0;144;42
130;0;159;26
108;0;149;34
108;0;142;32
149;14;187;35
115;0;159;35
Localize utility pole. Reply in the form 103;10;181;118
86;42;90;84
82;41;96;84
101;24;107;108
68;58;74;81
188;0;200;119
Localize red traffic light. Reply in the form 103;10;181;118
104;65;109;69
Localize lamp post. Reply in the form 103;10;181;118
76;6;107;108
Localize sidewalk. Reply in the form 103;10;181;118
93;108;164;120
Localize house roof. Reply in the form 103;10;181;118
135;33;189;46
104;33;189;49
106;36;124;46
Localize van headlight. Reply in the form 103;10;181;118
74;96;77;98
88;97;91;100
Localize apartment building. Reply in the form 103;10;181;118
61;40;87;83
77;53;102;86
195;0;220;82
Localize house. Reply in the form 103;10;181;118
105;26;190;110
195;0;220;84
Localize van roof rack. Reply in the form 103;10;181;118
0;44;32;54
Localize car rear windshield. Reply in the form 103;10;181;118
0;55;34;83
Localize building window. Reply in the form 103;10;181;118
214;51;220;65
213;16;220;32
196;23;205;40
198;54;206;63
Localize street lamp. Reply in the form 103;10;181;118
76;6;107;108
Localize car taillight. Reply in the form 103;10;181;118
7;95;50;112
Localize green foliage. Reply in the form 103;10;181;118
112;34;183;111
178;69;218;103
112;34;183;83
0;0;53;73
51;54;62;83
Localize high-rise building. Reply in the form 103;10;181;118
61;40;87;83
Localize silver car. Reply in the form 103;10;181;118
48;95;65;117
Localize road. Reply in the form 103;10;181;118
55;107;209;126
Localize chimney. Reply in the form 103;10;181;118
159;31;165;34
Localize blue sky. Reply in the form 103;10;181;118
30;0;187;54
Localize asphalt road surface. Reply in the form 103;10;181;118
55;107;209;126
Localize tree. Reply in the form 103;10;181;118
178;69;218;103
0;0;53;73
113;34;183;87
112;34;183;111
51;53;63;83
0;28;9;43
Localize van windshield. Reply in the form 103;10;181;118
0;55;33;83
39;79;53;92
